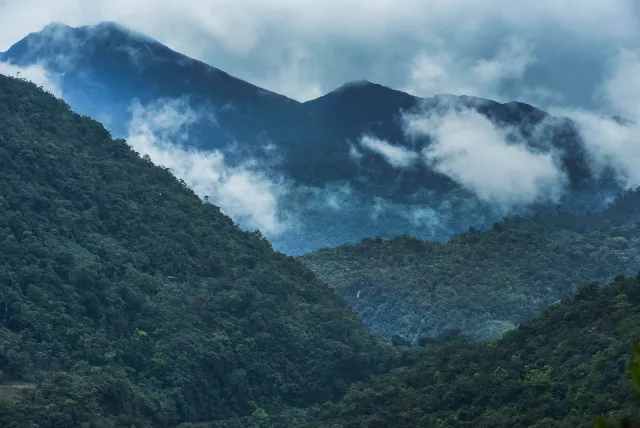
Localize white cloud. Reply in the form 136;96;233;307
126;97;291;235
404;108;567;211
405;206;442;229
348;143;364;164
359;135;419;168
600;49;640;119
405;38;535;100
0;61;62;97
251;44;323;102
554;49;640;189
561;110;640;188
472;39;534;89
292;182;355;212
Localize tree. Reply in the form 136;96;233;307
594;345;640;428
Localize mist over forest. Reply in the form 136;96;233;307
1;3;640;427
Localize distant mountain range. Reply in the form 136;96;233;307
301;187;640;342
0;22;625;253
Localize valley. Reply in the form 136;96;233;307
301;190;640;341
0;12;639;428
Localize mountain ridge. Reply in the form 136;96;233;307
300;187;640;342
0;73;407;427
313;275;640;427
1;20;296;103
0;21;624;255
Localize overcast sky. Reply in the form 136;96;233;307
0;0;639;111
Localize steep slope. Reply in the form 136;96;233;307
0;75;396;428
300;189;640;342
314;277;640;428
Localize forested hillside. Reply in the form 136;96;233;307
1;65;638;428
171;278;640;428
313;276;640;428
301;191;640;342
0;75;404;428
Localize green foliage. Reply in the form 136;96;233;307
1;71;639;428
633;345;640;389
594;345;640;428
313;277;640;427
300;194;640;341
0;75;401;427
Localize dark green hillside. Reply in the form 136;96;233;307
314;277;640;428
300;192;640;341
0;75;395;428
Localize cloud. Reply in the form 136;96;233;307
561;111;639;188
404;108;567;211
126;97;291;235
405;38;535;100
359;135;419;168
367;197;444;231
348;143;364;164
0;1;638;107
251;44;323;102
0;61;62;96
472;39;534;85
554;49;640;189
599;49;640;119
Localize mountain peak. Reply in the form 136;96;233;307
1;21;163;66
93;20;128;30
41;22;72;33
30;21;158;49
305;80;419;109
326;80;408;96
332;79;376;92
80;21;157;44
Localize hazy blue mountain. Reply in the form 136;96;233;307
0;22;624;254
0;22;301;145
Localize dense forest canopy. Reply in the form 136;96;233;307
0;75;410;427
300;190;640;342
312;277;640;428
0;72;639;428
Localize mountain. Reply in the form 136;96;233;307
0;74;408;427
300;188;640;342
0;22;624;254
0;22;302;146
0;73;637;428
313;276;640;428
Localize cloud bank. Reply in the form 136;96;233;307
403;109;566;211
126;97;291;235
359;135;419;168
354;106;568;213
0;61;62;97
405;38;535;102
556;49;640;189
